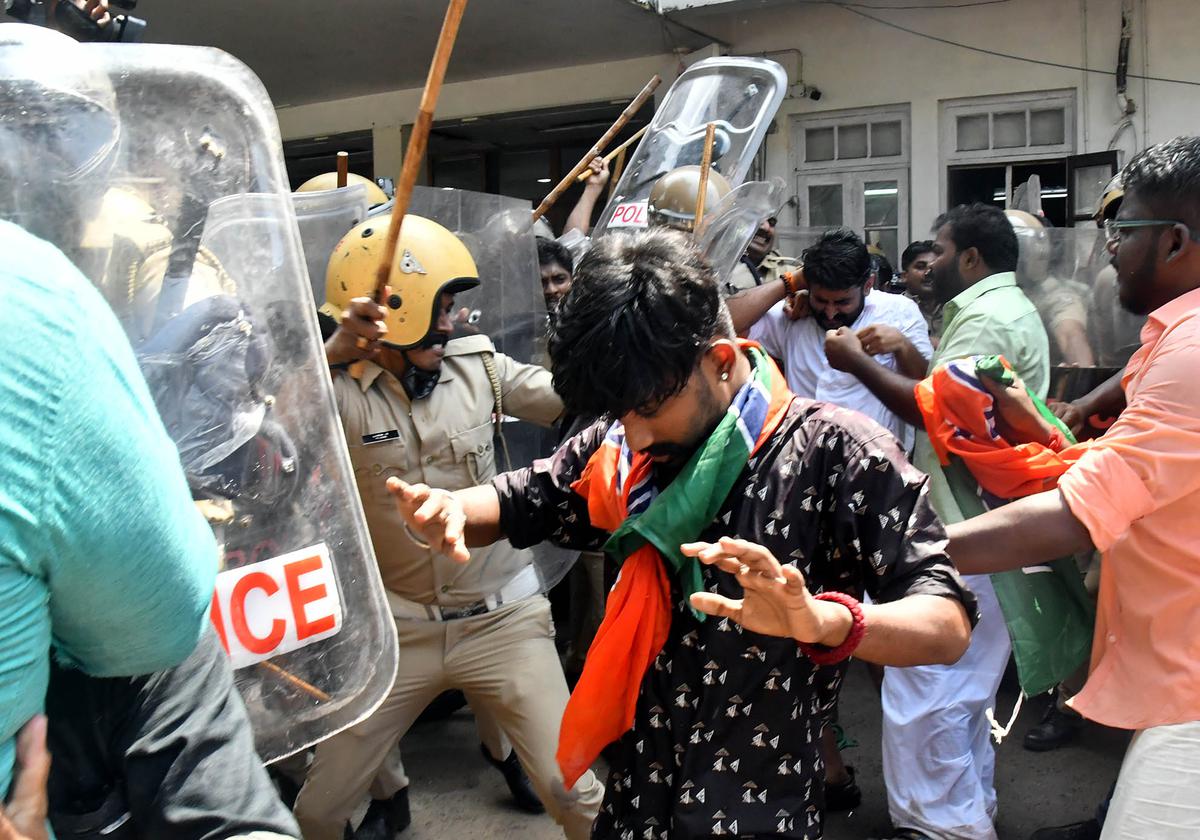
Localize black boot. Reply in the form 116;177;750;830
1023;702;1083;752
350;788;411;839
480;743;544;814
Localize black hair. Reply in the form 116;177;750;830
800;228;871;291
536;236;573;273
1121;136;1200;226
871;252;896;285
548;228;732;419
901;239;935;271
932;203;1019;274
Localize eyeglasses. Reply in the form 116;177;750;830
1103;218;1187;243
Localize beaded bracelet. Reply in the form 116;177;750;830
797;591;867;665
782;271;801;296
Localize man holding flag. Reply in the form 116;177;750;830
391;228;974;839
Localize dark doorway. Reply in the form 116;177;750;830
283;130;375;191
947;158;1069;228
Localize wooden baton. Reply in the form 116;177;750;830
336;151;349;188
530;74;661;224
573;124;649;183
350;0;469;377
693;122;717;230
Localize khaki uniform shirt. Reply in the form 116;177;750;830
724;250;801;297
332;334;562;606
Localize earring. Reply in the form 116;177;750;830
720;371;730;381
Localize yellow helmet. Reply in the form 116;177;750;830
1094;172;1124;222
647;165;732;232
296;172;388;206
321;214;479;350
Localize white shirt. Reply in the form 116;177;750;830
749;289;932;449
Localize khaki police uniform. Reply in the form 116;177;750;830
293;335;604;840
724;249;800;297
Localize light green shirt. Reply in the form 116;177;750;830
914;271;1051;524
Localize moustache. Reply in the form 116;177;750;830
420;331;451;349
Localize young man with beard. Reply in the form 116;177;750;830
824;203;1050;840
388;228;975;840
728;228;932;450
946;137;1200;840
294;215;603;840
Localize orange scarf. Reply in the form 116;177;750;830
557;344;793;789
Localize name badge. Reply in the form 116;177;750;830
362;429;400;445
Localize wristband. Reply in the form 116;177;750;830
797;591;867;665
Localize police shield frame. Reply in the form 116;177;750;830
393;186;579;593
592;57;788;239
292;183;371;309
0;28;397;762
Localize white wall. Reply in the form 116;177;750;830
276;0;1200;232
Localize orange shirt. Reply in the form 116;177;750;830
1059;285;1200;730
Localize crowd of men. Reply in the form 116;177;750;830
3;7;1200;840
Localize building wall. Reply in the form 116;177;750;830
276;0;1200;234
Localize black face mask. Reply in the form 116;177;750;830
400;365;440;400
399;332;450;401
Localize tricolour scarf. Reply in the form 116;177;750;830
557;342;794;788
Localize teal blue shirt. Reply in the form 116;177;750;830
0;221;217;797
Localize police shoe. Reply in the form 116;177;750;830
480;743;545;814
349;788;411;839
1023;703;1083;752
1028;818;1102;840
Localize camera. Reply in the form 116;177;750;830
4;0;146;42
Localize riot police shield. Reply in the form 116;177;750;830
592;57;788;238
695;177;787;284
0;27;397;762
1012;222;1143;414
292;183;371;308
388;187;578;592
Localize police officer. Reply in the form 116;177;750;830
293;213;604;840
726;214;801;297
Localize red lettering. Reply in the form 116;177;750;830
230;571;286;654
285;555;336;640
209;590;230;653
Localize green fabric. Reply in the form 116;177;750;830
604;347;775;621
974;354;1077;445
971;355;1093;695
914;276;1091;695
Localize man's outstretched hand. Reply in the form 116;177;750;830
683;537;851;647
0;716;50;840
386;479;471;564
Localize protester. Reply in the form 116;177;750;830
730;228;932;450
388;228;974;840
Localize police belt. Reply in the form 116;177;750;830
386;565;541;622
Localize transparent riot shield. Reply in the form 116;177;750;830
381;187;578;592
696;177;787;283
1014;224;1144;419
292;183;370;308
0;26;396;762
592;57;788;238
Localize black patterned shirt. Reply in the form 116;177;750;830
494;399;976;840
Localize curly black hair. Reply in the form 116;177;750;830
547;228;732;419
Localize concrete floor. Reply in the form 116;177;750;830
399;664;1127;839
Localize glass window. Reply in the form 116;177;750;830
498;150;550;201
1031;108;1066;146
871;121;902;157
1073;163;1114;218
806;127;835;162
864;180;899;227
809;184;843;227
956;114;989;151
865;229;899;270
838;124;868;159
993;111;1027;148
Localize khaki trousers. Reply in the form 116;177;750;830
293;596;603;840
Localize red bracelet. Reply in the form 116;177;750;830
797;592;867;665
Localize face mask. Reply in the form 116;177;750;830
400;365;440;400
